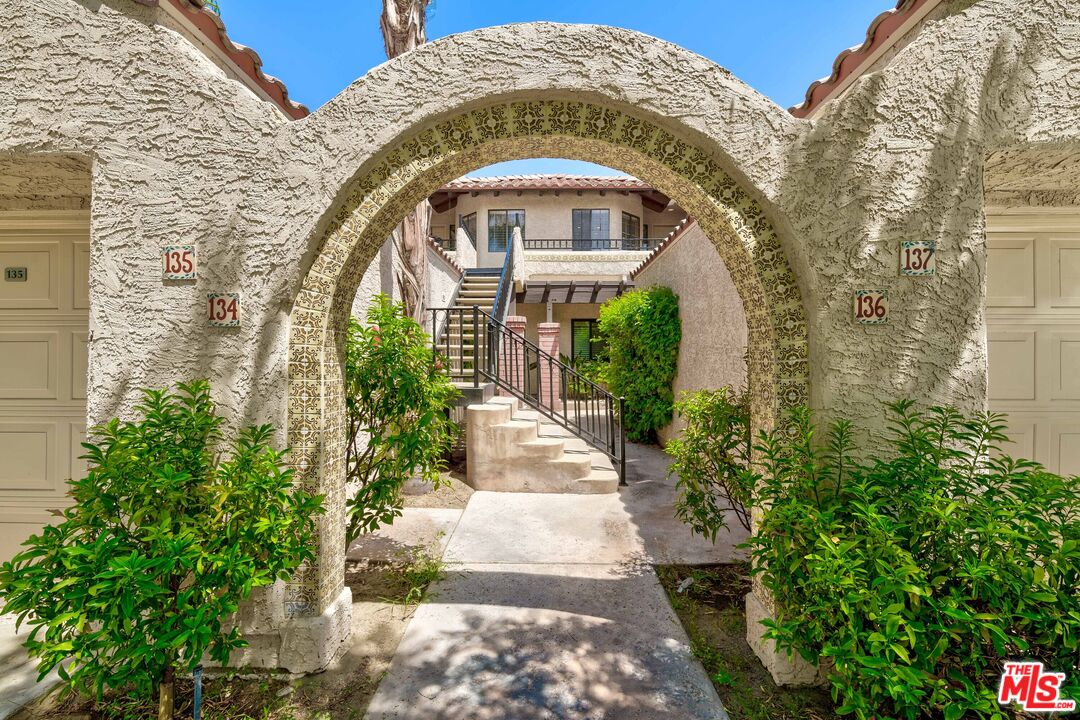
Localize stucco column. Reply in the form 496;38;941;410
501;316;528;398
536;322;562;412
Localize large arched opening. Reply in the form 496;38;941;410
283;97;809;621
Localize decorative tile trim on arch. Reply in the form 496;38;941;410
285;99;809;616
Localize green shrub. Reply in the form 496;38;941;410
667;387;753;538
595;285;680;442
344;295;459;543
747;401;1080;720
0;380;322;718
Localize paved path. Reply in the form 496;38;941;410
364;443;745;720
0;614;59;720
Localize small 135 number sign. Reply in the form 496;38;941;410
900;240;936;276
854;289;889;324
162;245;197;280
207;293;240;327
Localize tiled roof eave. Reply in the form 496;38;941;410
789;0;941;119
136;0;309;119
629;217;694;279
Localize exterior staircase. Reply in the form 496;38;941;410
431;236;626;493
441;270;499;382
466;397;619;493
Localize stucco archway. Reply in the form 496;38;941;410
284;97;809;619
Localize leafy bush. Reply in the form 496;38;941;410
595;285;680;442
344;295;459;543
747;401;1080;720
0;380;322;718
667;387;753;537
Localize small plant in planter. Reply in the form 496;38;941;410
344;294;460;544
0;380;323;720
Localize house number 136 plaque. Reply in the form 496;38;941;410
854;289;889;324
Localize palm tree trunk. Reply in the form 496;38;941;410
381;0;433;322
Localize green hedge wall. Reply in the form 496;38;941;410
596;285;681;443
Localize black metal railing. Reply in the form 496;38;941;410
431;235;457;251
427;303;627;485
522;237;663;251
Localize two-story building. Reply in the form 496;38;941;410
427;174;687;363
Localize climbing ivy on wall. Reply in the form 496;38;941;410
596;286;681;443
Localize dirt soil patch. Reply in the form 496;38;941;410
401;469;473;509
656;563;838;720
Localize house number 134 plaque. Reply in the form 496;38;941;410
207;293;240;327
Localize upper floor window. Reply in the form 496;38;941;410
488;209;525;252
572;209;610;250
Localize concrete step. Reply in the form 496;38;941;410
574;467;620;494
491;419;539;445
515;437;565;460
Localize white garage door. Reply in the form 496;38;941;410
986;208;1080;476
0;212;89;561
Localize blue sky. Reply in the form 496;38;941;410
218;0;888;176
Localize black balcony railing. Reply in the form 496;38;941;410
431;235;457;251
522;238;663;252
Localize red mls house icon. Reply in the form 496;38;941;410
998;661;1077;712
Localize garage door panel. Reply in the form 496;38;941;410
987;238;1035;307
1050;424;1080;477
994;420;1035;462
1050;332;1080;400
1050;239;1080;307
0;331;58;399
0;422;56;491
71;331;88;400
72;241;90;310
987;331;1036;401
69;422;87;482
0;241;59;308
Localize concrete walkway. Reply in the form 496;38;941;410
364;442;746;720
0;614;59;720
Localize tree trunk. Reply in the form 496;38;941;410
381;0;433;323
158;666;175;720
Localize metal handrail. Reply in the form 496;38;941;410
427;303;627;485
490;230;515;324
480;308;626;484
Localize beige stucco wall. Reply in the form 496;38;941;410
1;0;1075;452
635;223;748;444
523;251;648;280
426;245;462;316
